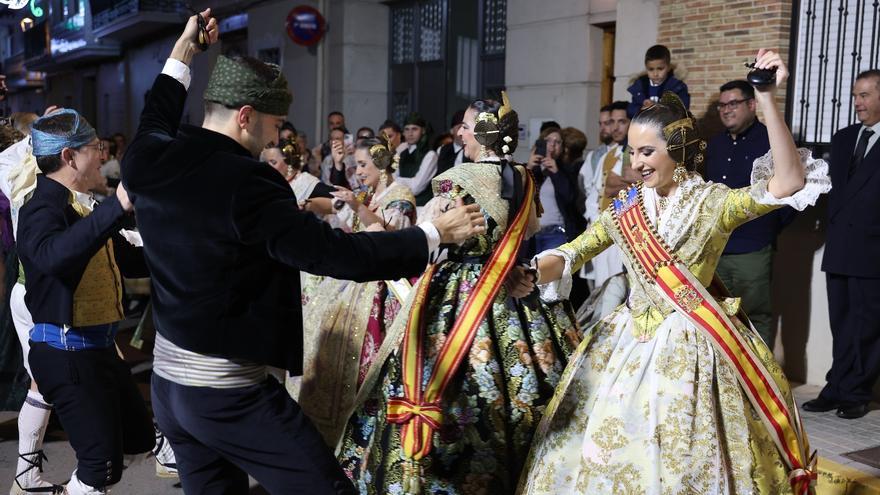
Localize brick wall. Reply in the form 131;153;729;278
658;0;793;136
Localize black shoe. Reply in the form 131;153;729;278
836;403;869;419
802;396;840;412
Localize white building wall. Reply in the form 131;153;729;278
322;0;388;140
613;0;659;101
248;0;320;142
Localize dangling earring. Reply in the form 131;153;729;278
286;164;294;179
379;169;389;186
672;165;687;183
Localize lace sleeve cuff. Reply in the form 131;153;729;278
748;148;832;211
533;248;574;303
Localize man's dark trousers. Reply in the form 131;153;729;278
822;274;880;405
152;374;356;495
28;342;155;488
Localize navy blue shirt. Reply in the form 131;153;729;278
705;121;795;254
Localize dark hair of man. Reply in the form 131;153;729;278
609;101;630;113
379;120;401;134
645;44;671;64
33;112;80;174
539;120;561;133
328;111;344;119
856;69;880;89
600;104;613;113
719;80;755;100
280;121;296;133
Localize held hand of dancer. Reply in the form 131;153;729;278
171;8;219;65
535;255;565;284
432;198;486;244
752;49;789;99
752;49;803;198
116;184;134;212
506;266;536;299
330;186;360;210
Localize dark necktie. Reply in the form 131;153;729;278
849;128;875;177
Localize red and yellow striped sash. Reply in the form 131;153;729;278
388;172;536;462
612;185;816;495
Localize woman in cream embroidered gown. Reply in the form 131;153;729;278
516;51;830;495
336;99;580;494
292;138;418;446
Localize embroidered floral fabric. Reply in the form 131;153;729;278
337;163;580;494
519;151;832;494
292;183;417;446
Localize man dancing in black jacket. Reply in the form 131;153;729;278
122;10;484;494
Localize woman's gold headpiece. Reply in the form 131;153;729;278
658;92;707;167
370;132;397;170
474;91;513;149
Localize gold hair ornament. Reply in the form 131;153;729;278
658;92;707;171
370;131;398;171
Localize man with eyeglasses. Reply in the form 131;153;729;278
16;109;158;494
705;79;794;352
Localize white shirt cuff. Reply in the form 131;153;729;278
418;222;441;259
162;58;192;90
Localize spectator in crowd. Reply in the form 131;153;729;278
295;131;320;178
313;111;347;161
435;110;466;176
627;44;690;117
561;127;587;169
805;69;880;420
321;127;358;187
0;74;6;103
378;120;402;150
527;126;585;253
580;101;638;323
112;132;127;161
279;121;296;142
579;105;614;206
100;136;121;184
394;112;437;206
328;111;345;131
355;126;374;146
705;79;794;351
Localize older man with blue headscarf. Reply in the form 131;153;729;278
15;109;154;494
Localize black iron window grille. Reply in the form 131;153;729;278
790;0;880;145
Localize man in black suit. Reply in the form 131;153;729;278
122;11;484;494
804;69;880;419
435;109;466;175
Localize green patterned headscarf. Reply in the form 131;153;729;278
204;55;292;116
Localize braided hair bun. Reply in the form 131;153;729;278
631;91;706;171
470;94;519;156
